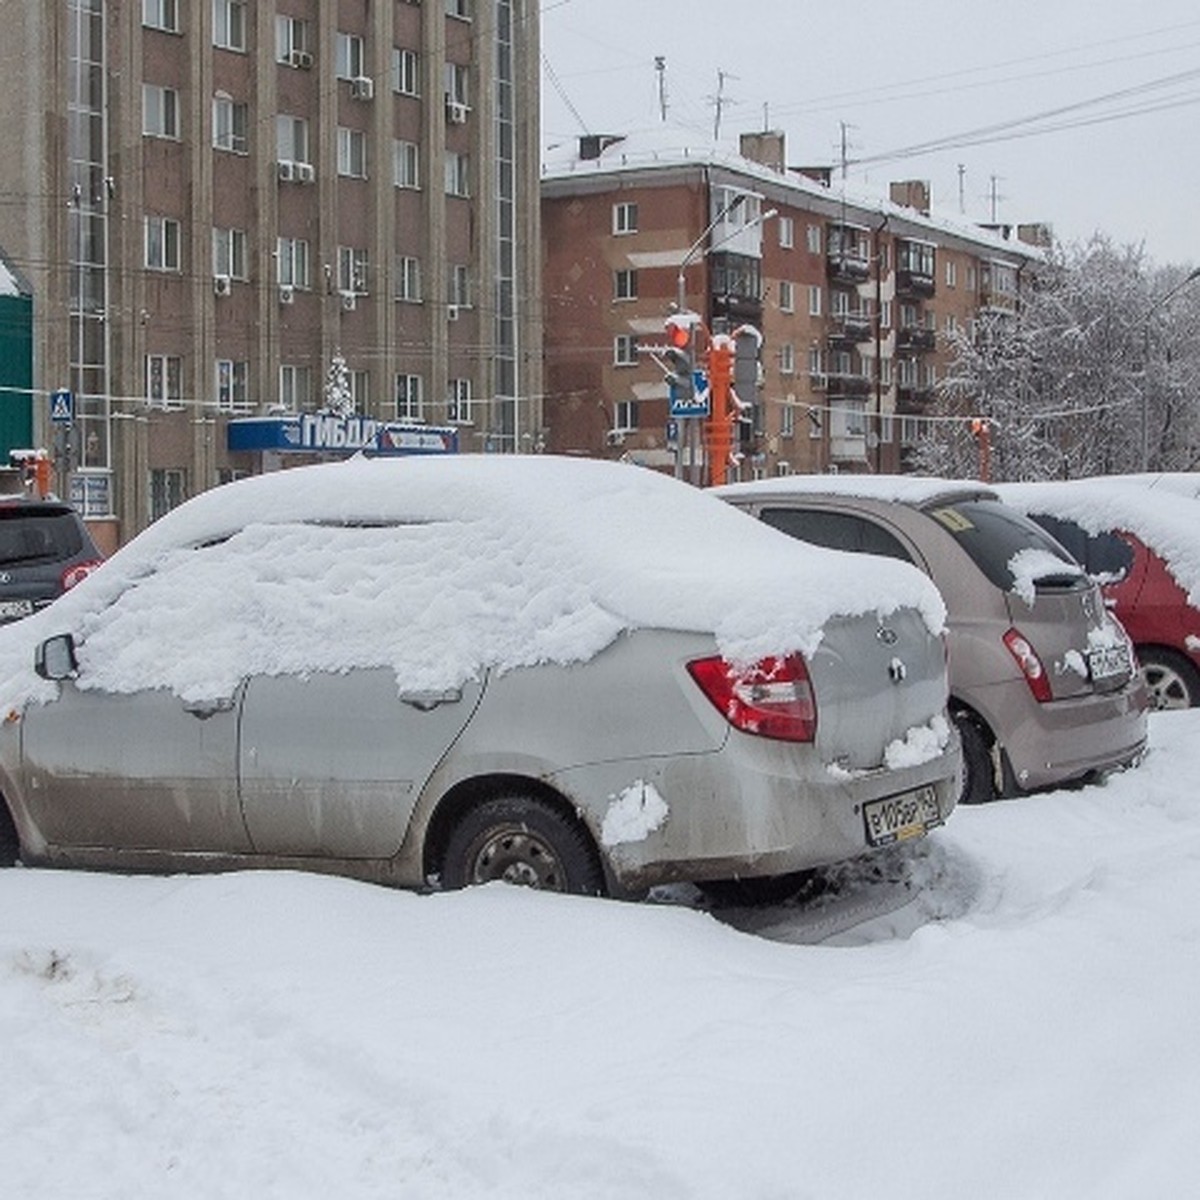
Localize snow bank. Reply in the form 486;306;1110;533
0;456;946;708
996;478;1200;605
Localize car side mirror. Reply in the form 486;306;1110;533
35;633;79;681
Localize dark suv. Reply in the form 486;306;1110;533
0;498;104;623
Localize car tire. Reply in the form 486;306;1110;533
441;794;606;895
955;715;997;805
0;804;18;868
1138;648;1200;710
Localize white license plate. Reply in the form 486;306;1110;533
0;600;33;620
863;787;941;847
1089;644;1129;681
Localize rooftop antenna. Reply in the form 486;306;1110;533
710;70;737;141
989;174;1005;224
655;55;667;122
957;163;966;215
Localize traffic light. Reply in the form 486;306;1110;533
664;315;694;403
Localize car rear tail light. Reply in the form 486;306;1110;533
1003;628;1052;702
687;654;817;742
61;558;103;592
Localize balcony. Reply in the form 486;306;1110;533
896;325;936;353
826;372;872;398
896;384;935;410
895;268;936;299
826;253;871;285
828;314;874;346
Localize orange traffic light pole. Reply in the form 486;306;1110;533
970;417;992;483
705;335;735;487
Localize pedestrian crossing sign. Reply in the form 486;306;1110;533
50;389;74;424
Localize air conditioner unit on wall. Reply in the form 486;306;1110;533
278;283;295;306
445;99;469;125
277;159;296;182
288;50;313;69
446;304;460;322
351;76;374;101
213;274;232;297
295;162;315;184
340;290;357;312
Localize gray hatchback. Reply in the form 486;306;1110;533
0;456;961;896
717;476;1148;803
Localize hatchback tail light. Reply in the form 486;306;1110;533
61;558;103;592
687;654;817;742
1003;628;1052;702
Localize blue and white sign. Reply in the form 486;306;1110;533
49;389;74;424
227;412;459;457
669;370;710;419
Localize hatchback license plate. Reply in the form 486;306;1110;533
863;787;941;847
0;600;33;620
1089;644;1129;681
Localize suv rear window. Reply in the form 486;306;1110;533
0;509;85;566
925;499;1083;592
759;507;914;564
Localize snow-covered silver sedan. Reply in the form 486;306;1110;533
0;456;960;896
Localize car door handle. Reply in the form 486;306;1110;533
183;697;235;719
400;688;462;711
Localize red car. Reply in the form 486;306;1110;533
996;481;1200;709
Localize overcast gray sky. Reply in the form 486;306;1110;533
539;1;1200;266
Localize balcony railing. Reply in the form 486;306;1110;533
826;253;871;284
826;372;872;398
895;268;936;299
828;315;874;345
896;384;935;410
896;325;936;353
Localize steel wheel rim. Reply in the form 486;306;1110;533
1143;663;1191;710
469;825;566;890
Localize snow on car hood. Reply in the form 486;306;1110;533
995;479;1200;606
714;473;995;507
0;456;945;707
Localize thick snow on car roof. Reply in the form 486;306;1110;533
995;479;1200;605
714;474;996;507
0;455;944;707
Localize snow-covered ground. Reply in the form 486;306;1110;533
4;710;1199;1199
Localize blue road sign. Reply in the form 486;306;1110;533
50;389;74;424
669;370;710;418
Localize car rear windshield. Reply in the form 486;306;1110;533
0;509;85;566
924;499;1084;592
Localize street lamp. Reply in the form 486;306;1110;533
1140;265;1200;471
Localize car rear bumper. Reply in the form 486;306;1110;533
550;730;962;893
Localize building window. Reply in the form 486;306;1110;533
277;114;310;164
449;264;471;308
212;0;247;51
212;227;247;279
395;255;422;302
395;373;424;421
880;300;893;329
277;237;310;288
143;84;179;138
146;355;182;409
806;224;821;254
808;285;822;317
279;364;312;409
393;47;421;96
447;378;472;423
614;399;639;432
779;280;795;313
338;246;369;295
335;32;365;80
445;0;472;19
150;468;187;522
144;216;181;271
143;0;179;33
945;313;959;335
215;359;250;413
614;268;638;301
393;139;420;188
778;216;794;249
945;260;958;288
350;371;370;410
808;345;825;379
781;402;795;438
880;356;893;387
337;127;368;178
613;334;637;366
212;94;248;153
613;202;638;235
444;151;470;197
276;15;311;61
780;343;796;375
444;61;470;107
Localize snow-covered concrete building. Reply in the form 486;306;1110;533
542;128;1047;478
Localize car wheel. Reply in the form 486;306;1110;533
955;715;996;805
441;794;606;895
1139;649;1200;710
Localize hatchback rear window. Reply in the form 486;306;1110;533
925;499;1083;592
0;510;85;565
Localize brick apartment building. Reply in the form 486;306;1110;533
542;129;1047;481
0;0;543;549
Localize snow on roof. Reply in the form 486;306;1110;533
542;126;1039;261
994;479;1200;605
0;455;945;709
714;474;996;508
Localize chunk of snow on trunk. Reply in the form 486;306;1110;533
601;780;669;847
1007;547;1082;607
883;713;952;771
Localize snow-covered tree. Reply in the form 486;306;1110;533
912;236;1200;481
323;351;354;417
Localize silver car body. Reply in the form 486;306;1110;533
0;457;961;894
717;476;1148;796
